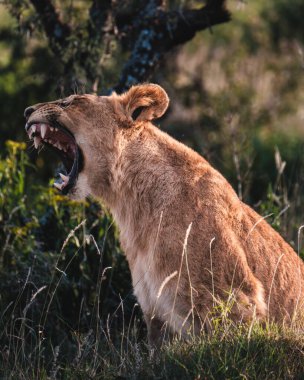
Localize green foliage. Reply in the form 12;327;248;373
0;142;137;377
0;140;33;255
0;5;60;146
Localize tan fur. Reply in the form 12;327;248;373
26;84;304;345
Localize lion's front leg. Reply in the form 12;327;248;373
144;314;171;348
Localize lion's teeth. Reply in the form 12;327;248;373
54;182;63;190
50;127;54;132
41;124;47;138
59;173;69;184
30;124;37;138
34;136;41;149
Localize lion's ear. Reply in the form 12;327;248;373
113;84;169;124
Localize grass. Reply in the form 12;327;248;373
2;313;304;379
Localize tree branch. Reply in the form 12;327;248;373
29;0;71;57
113;0;230;93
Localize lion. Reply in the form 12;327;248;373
24;83;304;345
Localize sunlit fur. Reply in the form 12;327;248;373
27;84;304;345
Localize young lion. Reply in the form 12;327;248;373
24;84;304;345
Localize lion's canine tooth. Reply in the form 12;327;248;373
59;173;69;183
30;124;37;138
34;136;41;149
54;182;63;190
50;127;54;132
41;124;47;138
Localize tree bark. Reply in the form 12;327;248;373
28;0;230;93
113;0;230;93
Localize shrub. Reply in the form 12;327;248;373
0;141;138;376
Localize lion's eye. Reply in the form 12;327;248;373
60;100;71;108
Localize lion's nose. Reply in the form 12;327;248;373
24;106;35;119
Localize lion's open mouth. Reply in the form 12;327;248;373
25;121;82;194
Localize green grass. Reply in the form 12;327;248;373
2;319;304;379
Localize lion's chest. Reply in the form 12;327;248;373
131;255;160;314
130;253;191;335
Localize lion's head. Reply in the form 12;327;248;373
24;84;169;200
